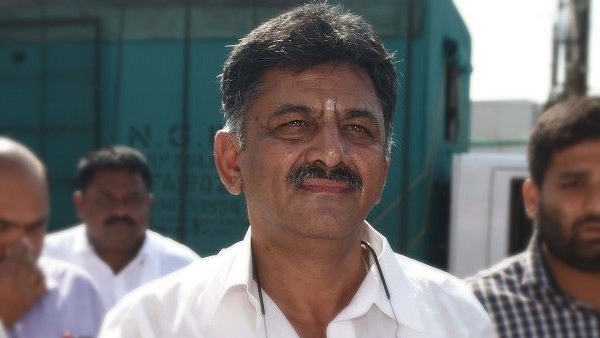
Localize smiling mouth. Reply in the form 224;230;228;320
105;218;135;227
299;178;353;193
579;225;600;237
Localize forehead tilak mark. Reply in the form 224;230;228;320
325;98;335;114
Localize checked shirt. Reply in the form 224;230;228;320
465;235;600;338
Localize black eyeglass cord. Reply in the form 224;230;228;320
251;252;269;338
361;239;401;337
252;240;400;337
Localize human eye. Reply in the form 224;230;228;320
25;221;47;235
271;119;313;140
94;193;115;208
347;124;373;135
561;180;582;188
0;220;10;233
0;219;21;234
342;123;377;145
124;193;146;208
559;176;584;189
283;120;309;128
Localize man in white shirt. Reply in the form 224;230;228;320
43;145;199;311
99;4;495;337
0;137;104;338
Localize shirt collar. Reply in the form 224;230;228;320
521;230;589;308
521;231;555;290
227;228;253;288
366;224;425;333
520;231;600;312
209;224;425;333
135;230;152;260
203;229;257;328
37;256;61;291
71;224;94;255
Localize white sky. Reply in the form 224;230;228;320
453;0;599;103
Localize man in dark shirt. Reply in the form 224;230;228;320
466;96;600;338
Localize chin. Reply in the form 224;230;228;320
295;221;362;240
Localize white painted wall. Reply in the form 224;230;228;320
448;152;528;278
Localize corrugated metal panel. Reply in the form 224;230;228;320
0;0;423;40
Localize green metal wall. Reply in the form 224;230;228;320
0;0;471;268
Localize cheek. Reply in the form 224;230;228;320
136;207;151;222
82;210;108;229
546;192;577;214
0;229;22;249
242;148;294;182
80;205;99;219
541;195;576;227
357;153;388;179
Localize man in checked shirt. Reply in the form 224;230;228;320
466;96;600;338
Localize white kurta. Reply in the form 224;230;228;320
98;224;495;337
42;224;200;311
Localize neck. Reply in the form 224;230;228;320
99;251;138;274
543;245;600;311
252;232;369;338
94;240;144;274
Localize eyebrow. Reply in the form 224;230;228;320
271;103;313;117
0;216;48;230
345;109;382;127
557;170;588;180
271;104;381;126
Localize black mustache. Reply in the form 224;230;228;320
288;164;362;191
105;216;136;227
574;215;600;228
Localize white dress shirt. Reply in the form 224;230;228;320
99;223;495;337
42;224;200;311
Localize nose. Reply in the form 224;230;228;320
111;198;131;216
305;122;348;168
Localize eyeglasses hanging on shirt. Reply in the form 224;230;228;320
252;240;401;338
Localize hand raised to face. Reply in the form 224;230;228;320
0;238;46;328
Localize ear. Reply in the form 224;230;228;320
73;190;85;219
147;193;154;206
214;130;243;195
375;157;391;204
522;178;540;220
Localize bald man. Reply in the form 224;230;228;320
0;137;104;338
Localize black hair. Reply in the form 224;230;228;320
76;145;152;192
528;96;600;185
220;2;397;153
